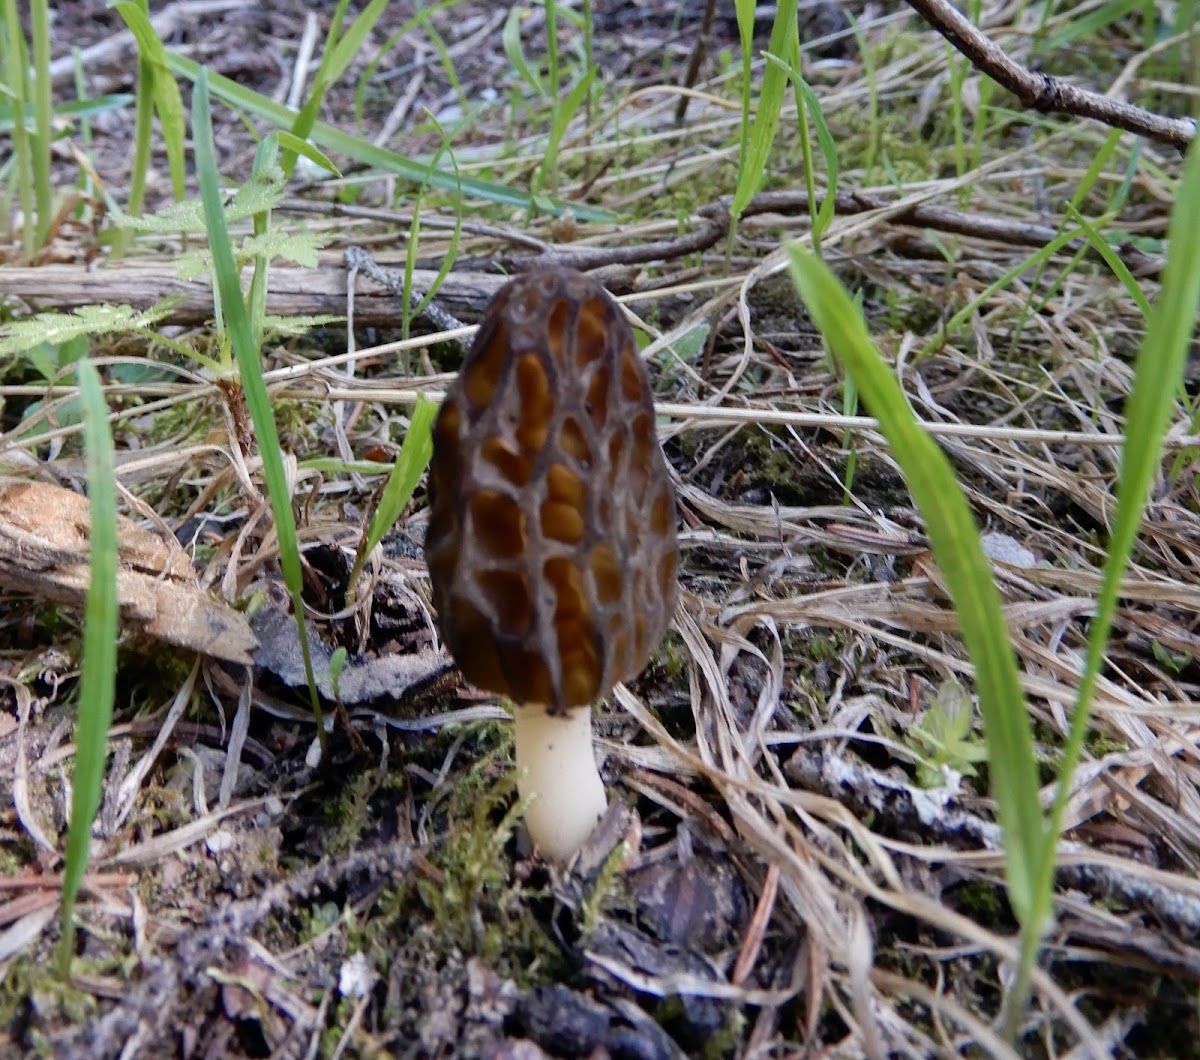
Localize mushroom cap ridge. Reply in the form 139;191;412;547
424;266;679;713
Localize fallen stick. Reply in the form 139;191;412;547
0;262;505;327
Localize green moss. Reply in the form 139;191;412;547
656;629;689;683
654;996;745;1058
338;724;566;989
800;630;843;664
140;393;216;449
323;768;381;858
1085;731;1128;759
275;397;329;452
416;768;563;982
953;879;1008;925
0;956;98;1039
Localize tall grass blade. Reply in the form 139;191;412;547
29;0;52;246
1065;203;1152;319
112;2;188;200
192;67;327;755
537;67;597;197
503;6;544;95
164;52;609;220
353;0;469;125
281;0;391;177
765;49;839;246
2;0;35;258
1007;136;1200;1035
787;247;1045;924
0;92;133;134
733;0;756;212
731;0;799;223
56;359;118;978
349;395;437;593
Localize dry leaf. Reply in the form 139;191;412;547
0;478;256;665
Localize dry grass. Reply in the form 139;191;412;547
1;0;1198;1056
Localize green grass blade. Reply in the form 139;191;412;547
1064;203;1152;319
786;247;1045;923
731;0;799;222
398;116;460;342
29;0;52;246
56;358;118;978
117;51;154;250
163;51;610;220
537;66;597;196
2;0;35;259
733;0;756;221
410;116;463;323
795;78;838;239
192;67;327;755
1009;128;1126;350
420;16;468;117
1012;136;1200;1029
247;134;281;347
112;2;188;200
923;222;1095;356
349;395;437;592
1045;0;1140;49
845;11;879;176
0;92;134;133
282;0;390;176
401;199;422;344
503;5;544;95
274;130;341;176
353;0;469;124
765;48;839;246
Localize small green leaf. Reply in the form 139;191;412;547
665;323;710;363
274;131;341;176
503;6;544;95
731;0;799;221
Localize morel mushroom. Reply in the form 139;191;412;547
424;266;679;862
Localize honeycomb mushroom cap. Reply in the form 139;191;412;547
425;266;679;712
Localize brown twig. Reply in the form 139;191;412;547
343;245;468;337
507;188;1164;279
507;212;731;273
905;0;1196;150
741;188;1165;276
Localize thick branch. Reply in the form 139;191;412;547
0;262;505;326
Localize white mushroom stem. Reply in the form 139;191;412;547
513;703;607;863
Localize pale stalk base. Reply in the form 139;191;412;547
513;704;607;863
